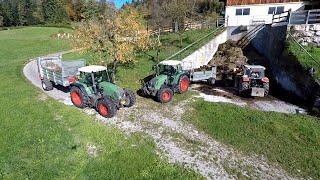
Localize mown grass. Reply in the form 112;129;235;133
287;40;320;78
184;100;320;179
0;27;200;179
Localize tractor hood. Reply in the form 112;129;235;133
98;81;125;100
148;74;168;90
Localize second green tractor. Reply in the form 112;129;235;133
140;60;190;103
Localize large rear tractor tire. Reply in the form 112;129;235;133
124;89;136;108
263;83;269;96
70;86;88;109
178;75;190;94
97;98;117;118
157;87;173;103
41;79;53;91
238;81;249;96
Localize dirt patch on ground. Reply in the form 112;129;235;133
192;84;306;114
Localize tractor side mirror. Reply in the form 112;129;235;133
152;65;156;71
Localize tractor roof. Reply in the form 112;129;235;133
159;60;182;66
244;65;266;70
78;65;107;73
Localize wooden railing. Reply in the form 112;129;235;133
148;18;225;36
272;9;320;26
272;10;291;24
289;9;320;25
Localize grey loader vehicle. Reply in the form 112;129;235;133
235;65;270;97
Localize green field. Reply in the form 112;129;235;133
185;101;320;179
1;27;320;179
287;40;320;78
0;27;200;179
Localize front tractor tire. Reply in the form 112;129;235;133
70;86;88;109
124;89;136;108
97;98;117;118
157;87;173;103
41;79;53;91
178;75;190;94
263;83;269;96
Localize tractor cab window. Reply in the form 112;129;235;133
157;64;176;75
93;70;110;83
250;71;261;79
80;72;93;85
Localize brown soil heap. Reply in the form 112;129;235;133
209;40;247;72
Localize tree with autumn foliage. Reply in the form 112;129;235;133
72;5;152;72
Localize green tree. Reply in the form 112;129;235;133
0;15;3;27
73;6;151;71
42;0;69;24
83;0;99;19
72;0;85;21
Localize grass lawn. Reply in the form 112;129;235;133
287;40;320;78
0;27;200;179
184;101;320;179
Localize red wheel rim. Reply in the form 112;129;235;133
71;91;82;106
99;104;109;117
180;78;189;92
162;91;171;102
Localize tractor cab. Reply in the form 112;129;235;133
242;65;266;79
155;60;184;76
78;65;113;86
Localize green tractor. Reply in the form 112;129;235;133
70;65;136;118
140;60;190;103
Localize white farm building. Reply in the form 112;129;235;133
225;0;318;26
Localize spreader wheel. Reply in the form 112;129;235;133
178;75;190;94
70;86;88;109
41;79;53;91
207;78;216;86
124;89;136;108
97;98;117;118
157;87;173;103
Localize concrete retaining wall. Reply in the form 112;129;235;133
182;30;228;70
250;24;315;101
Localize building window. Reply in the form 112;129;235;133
268;6;285;15
236;8;250;16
